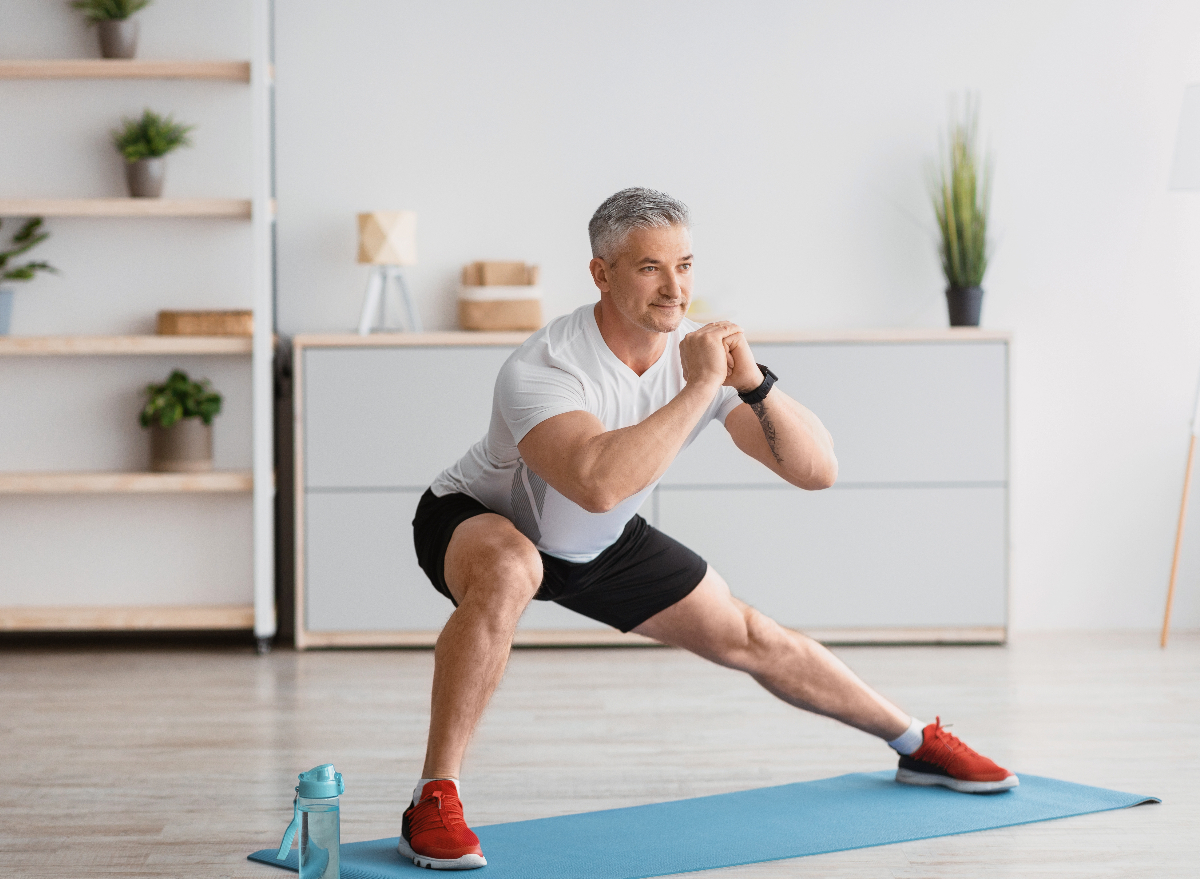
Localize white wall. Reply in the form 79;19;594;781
6;2;1197;630
275;1;1200;632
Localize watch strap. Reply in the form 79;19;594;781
738;364;777;406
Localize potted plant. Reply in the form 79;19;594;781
140;369;222;472
71;0;154;60
930;96;992;327
112;109;194;197
0;218;56;335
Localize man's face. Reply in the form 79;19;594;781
591;224;694;334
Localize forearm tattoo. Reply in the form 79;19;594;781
750;401;783;464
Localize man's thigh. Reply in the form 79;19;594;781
631;566;760;666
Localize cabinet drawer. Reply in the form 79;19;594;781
663;342;1007;486
303;346;514;489
656;486;1006;628
303;489;610;633
304;489;450;631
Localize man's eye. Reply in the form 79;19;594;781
679;263;691;271
641;266;656;272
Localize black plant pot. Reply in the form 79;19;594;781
945;285;984;327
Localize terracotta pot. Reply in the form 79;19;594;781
149;419;213;472
98;19;139;59
125;157;165;198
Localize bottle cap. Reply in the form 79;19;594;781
297;764;344;799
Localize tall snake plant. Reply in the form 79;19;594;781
931;96;992;289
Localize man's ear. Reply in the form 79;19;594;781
589;257;612;292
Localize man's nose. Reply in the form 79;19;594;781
660;274;684;299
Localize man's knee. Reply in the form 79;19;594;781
722;604;792;672
445;516;543;613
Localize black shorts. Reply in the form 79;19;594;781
411;488;708;633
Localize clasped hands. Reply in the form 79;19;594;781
679;321;764;395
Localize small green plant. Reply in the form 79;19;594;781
71;0;153;23
0;218;56;283
112;109;194;163
930;94;992;289
140;370;222;429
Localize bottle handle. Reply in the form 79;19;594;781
275;789;301;860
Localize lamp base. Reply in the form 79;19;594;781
358;265;422;335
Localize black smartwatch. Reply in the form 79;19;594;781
738;364;778;405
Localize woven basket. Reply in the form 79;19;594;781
457;288;542;331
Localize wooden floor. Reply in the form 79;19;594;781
1;631;1195;878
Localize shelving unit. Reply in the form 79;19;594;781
0;1;276;648
0;59;251;81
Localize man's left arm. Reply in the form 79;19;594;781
721;331;838;491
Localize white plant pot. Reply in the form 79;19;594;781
0;287;14;335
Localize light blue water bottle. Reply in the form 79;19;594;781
276;764;344;879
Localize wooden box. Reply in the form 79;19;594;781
157;310;253;336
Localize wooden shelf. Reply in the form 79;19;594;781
0;59;251;82
0;471;254;494
0;198;252;219
0;604;254;631
0;335;252;355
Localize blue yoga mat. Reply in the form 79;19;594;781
249;771;1157;879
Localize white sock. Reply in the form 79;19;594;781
413;777;459;805
887;718;925;755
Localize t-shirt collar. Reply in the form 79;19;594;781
586;304;671;380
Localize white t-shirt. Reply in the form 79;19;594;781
430;303;741;562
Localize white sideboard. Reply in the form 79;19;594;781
293;330;1009;649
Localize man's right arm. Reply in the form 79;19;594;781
516;383;714;514
517;323;735;514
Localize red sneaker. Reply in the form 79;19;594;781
397;780;486;870
895;717;1019;793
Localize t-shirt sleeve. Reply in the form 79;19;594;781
714;386;742;424
496;355;588;444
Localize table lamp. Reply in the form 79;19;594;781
1162;83;1200;647
357;210;422;335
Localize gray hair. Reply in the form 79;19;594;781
588;187;690;261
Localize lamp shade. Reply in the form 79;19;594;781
357;211;417;265
1170;84;1200;191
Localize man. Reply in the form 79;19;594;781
400;188;1016;870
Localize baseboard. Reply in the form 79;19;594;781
803;626;1007;645
296;628;659;649
295;626;1006;650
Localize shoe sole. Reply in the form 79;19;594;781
895;767;1020;793
397;837;486;870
